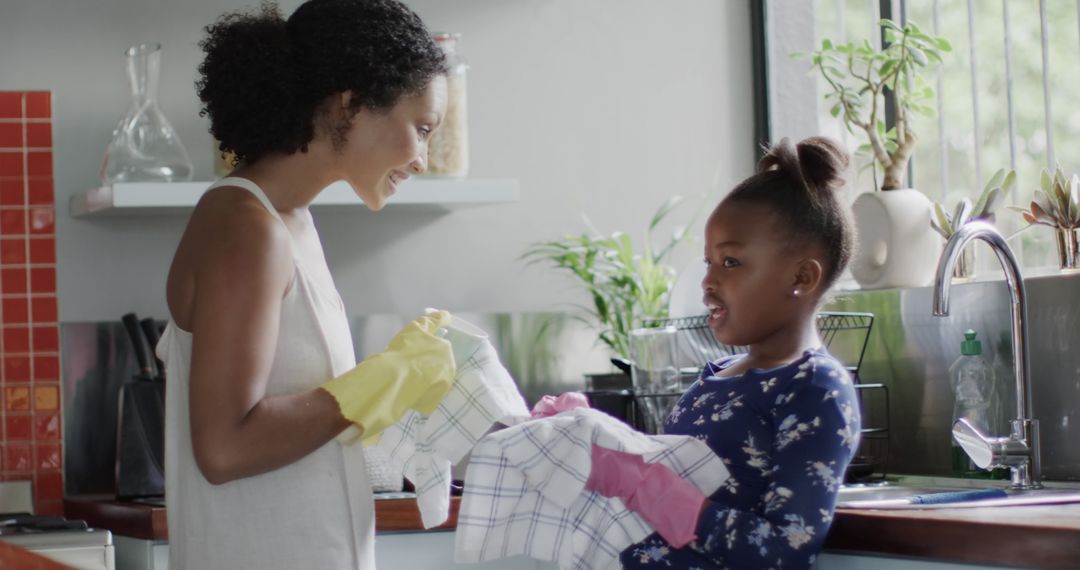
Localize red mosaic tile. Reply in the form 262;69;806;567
27;207;53;234
35;443;60;471
4;327;30;352
34;472;63;500
33;414;59;440
25;123;50;149
27;179;51;206
3;298;29;323
5;415;30;441
26;152;50;178
0;123;22;148
1;267;27;294
4;357;31;383
29;266;55;293
0;181;23;207
25;93;50;120
28;238;54;264
0;152;23;177
30;297;57;323
0;93;21;119
4;443;31;472
31;326;57;352
0;237;26;264
0;208;25;234
3;387;30;411
32;356;58;382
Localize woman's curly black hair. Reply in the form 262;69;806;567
196;0;448;165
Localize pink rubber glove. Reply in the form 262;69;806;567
585;444;706;548
529;392;590;419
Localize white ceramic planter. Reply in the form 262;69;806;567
849;188;944;289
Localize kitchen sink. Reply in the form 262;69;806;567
836;476;1080;510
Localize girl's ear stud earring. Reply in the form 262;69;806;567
792;289;801;297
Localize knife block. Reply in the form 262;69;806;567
115;378;165;500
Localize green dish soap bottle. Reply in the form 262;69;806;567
949;329;994;478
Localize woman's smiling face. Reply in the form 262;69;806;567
700;200;805;348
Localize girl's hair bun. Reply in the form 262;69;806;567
758;137;848;197
795;136;849;193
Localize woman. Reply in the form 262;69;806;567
158;1;453;567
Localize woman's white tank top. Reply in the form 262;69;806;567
158;177;375;569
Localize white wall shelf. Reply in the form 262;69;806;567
69;178;519;217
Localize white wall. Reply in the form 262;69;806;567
0;0;754;322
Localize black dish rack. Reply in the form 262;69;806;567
636;311;888;482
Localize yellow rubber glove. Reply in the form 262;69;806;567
322;310;456;445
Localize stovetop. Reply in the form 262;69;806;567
0;513;111;548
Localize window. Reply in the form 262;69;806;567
765;0;1080;272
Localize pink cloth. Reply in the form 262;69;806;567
529;392;590;419
585;444;706;548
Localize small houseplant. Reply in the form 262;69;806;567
1012;166;1080;272
931;168;1016;280
801;19;952;289
523;196;689;369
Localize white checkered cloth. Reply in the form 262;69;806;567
371;320;530;529
454;407;729;570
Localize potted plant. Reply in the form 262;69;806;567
802;19;951;289
931;168;1016;281
523;196;690;387
1013;166;1080;273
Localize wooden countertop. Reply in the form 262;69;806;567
63;494;461;541
0;540;73;569
65;494;1080;568
827;503;1080;570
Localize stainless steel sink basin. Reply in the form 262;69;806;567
836;477;1080;510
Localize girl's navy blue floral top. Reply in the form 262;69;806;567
620;347;861;570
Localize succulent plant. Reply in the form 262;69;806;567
931;168;1016;239
1013;166;1080;230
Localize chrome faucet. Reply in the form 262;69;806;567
932;221;1042;489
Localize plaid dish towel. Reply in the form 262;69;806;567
455;407;729;570
372;316;530;528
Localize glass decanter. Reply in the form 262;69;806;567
101;43;193;184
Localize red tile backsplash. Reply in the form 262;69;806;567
4;357;31;383
25;93;50;120
0;208;26;232
28;207;54;234
1;237;26;264
25;123;50;149
26;152;50;178
0;91;60;497
31;326;57;352
1;267;27;294
28;238;54;264
29;267;55;293
27;179;52;206
3;298;29;323
30;297;57;323
4;327;30;352
0;181;23;207
0;93;21;119
0;152;23;177
5;415;30;441
0;123;22;148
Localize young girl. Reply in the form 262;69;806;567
159;1;455;568
592;137;862;569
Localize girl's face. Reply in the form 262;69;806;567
700;200;806;348
338;75;448;211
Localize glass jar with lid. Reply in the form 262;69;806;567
426;33;469;178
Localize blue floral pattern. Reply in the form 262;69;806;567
620;348;861;569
